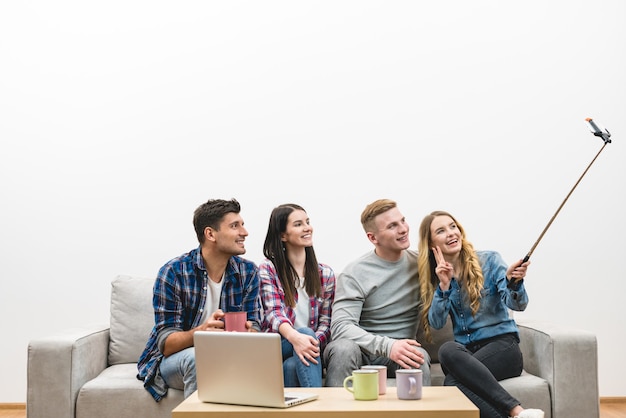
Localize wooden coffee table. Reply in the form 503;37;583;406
172;386;478;417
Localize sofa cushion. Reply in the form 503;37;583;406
501;372;552;418
76;364;183;418
108;275;155;365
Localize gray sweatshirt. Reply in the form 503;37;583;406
330;249;420;358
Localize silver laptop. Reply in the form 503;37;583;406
193;331;319;408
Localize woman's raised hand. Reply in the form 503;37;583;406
433;246;454;291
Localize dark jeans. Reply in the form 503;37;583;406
439;334;522;418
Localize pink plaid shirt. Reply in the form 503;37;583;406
259;259;335;349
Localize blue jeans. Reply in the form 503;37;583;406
322;338;432;387
281;327;323;387
159;347;197;399
439;334;522;418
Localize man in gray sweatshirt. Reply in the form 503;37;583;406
323;199;431;387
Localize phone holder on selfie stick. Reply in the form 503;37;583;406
521;118;612;263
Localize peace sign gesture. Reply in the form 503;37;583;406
432;246;454;291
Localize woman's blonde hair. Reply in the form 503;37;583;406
417;211;484;342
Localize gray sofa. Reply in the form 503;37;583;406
27;275;600;418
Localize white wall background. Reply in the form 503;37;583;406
1;0;625;403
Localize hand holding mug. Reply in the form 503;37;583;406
198;309;225;331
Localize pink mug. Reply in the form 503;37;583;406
361;365;387;395
223;312;247;332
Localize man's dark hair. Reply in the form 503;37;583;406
193;198;241;244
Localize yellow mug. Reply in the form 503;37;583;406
343;369;379;400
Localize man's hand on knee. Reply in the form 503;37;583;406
390;339;425;369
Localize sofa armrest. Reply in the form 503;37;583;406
27;325;110;418
517;319;599;418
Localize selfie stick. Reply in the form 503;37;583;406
521;118;611;263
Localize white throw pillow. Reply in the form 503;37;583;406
108;275;155;365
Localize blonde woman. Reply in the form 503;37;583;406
417;211;543;418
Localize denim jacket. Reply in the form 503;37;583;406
428;250;528;346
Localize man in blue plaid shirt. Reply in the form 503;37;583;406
137;198;262;401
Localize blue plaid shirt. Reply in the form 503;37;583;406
137;246;261;401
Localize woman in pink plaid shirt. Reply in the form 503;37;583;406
259;203;336;387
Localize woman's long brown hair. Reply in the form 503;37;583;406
262;204;321;307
